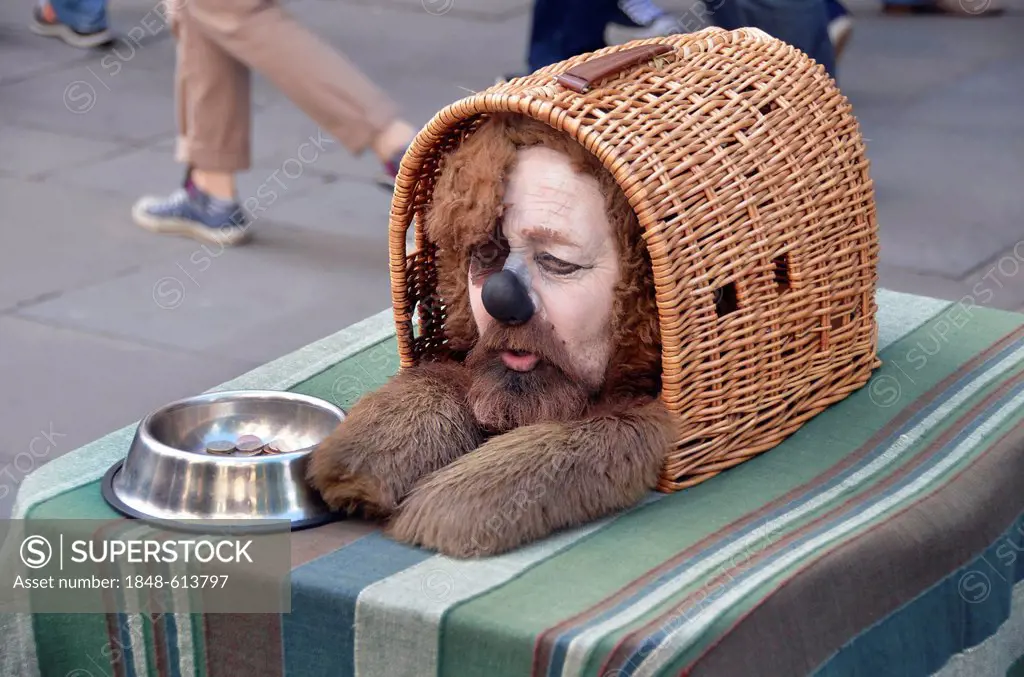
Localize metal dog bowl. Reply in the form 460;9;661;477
102;390;345;533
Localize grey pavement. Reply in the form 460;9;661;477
0;0;1022;528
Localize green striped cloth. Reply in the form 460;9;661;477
2;290;1023;677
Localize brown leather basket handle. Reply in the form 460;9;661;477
555;44;674;93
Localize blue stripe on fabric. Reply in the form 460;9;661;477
609;377;1024;677
545;332;1024;677
164;614;181;677
283;532;432;677
116;613;138;677
814;511;1024;677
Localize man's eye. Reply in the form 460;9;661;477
536;253;582;276
469;242;507;277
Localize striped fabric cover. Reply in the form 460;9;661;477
2;291;1024;677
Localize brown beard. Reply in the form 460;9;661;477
465;319;595;433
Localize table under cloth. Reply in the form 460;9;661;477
2;289;1024;677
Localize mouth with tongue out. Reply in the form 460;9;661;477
501;349;539;372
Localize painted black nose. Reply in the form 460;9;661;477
481;270;534;325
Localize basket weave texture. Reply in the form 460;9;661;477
387;26;881;492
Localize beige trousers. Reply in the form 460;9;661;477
170;0;400;172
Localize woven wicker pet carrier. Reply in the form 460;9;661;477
387;26;881;492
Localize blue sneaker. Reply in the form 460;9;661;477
132;177;251;246
30;2;113;49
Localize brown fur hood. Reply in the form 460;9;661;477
421;113;663;400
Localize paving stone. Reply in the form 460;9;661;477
48;144;333;214
0;25;83;85
0;124;130;179
0;315;258;521
16;223;394;363
955;248;1024;312
876;265;971;305
250;101;382;180
280;0;527;87
0;64;177;142
76;35;284;108
48;145;186;197
82;33;178;74
0;176;198;313
248;71;479;180
873;187;1020;281
151;135;176;152
879;245;1024;313
337;0;530;19
832;10;1024;119
863;124;1024;278
894;56;1024;132
268;177;394;237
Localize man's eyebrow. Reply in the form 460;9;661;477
502;202;578;247
521;226;576;247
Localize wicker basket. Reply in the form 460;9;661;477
387;26;881;492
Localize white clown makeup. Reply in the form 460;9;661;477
467;145;622;389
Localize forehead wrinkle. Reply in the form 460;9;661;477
501;156;609;255
503;180;578;230
536;176;574;216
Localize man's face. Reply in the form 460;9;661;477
465;145;621;431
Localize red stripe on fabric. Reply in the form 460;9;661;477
203;614;283;677
684;415;1024;677
151;613;170;677
598;356;1024;675
104;612;127;677
530;322;1024;675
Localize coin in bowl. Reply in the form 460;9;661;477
205;440;236;455
262;439;292;455
234;439;264;456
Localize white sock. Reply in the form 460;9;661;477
618;0;667;26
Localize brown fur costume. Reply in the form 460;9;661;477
307;114;675;558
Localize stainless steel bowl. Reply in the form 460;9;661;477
102;390;345;532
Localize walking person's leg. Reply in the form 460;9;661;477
754;0;836;77
526;0;564;74
556;0;621;63
825;0;853;62
133;0;416;244
881;0;1002;15
184;0;414;173
132;1;254;245
517;0;623;75
705;0;746;30
710;0;836;78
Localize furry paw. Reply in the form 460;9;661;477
306;427;395;519
385;445;540;558
306;361;484;518
387;423;589;557
388;402;670;557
